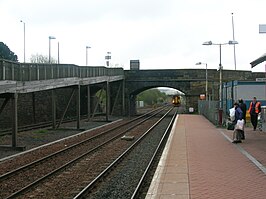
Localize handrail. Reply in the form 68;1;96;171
0;59;124;81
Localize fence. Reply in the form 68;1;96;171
199;100;266;132
198;100;220;126
0;59;124;81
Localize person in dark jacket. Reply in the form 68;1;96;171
232;102;243;143
238;99;246;122
238;99;247;139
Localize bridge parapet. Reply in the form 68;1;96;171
125;69;262;82
0;59;124;81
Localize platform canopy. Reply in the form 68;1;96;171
250;53;266;68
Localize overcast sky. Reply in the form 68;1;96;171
1;0;266;72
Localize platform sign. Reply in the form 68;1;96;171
259;24;266;33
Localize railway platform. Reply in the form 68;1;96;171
146;114;266;199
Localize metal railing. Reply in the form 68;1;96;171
198;100;220;126
0;59;124;81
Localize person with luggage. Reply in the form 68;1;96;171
232;102;243;143
238;98;247;139
248;97;261;131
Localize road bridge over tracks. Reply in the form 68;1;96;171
124;69;265;115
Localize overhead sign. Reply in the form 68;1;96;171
259;24;266;33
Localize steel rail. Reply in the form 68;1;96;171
0;106;165;181
131;110;178;198
73;107;174;199
3;106;168;199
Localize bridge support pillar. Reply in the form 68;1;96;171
106;81;110;121
52;90;56;129
87;85;91;121
76;85;80;129
11;93;18;147
128;94;136;117
122;80;125;116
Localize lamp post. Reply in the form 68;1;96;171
49;36;56;63
231;13;237;70
20;20;25;62
86;46;91;66
258;24;266;108
196;62;208;100
203;40;238;125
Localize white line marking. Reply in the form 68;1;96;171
218;129;266;174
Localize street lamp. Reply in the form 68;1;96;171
231;13;237;70
196;62;208;100
86;46;91;66
20;20;25;62
203;40;238;125
49;36;56;63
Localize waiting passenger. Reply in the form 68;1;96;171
248;97;261;131
232;102;243;143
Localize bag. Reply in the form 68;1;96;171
229;107;235;121
227;121;235;130
235;119;244;130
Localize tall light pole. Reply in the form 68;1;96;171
231;13;237;70
49;36;56;63
86;46;91;66
203;40;238;125
258;24;266;108
20;20;25;62
196;62;208;100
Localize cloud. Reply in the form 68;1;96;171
1;0;266;71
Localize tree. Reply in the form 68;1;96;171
137;89;168;106
30;53;57;63
0;42;18;61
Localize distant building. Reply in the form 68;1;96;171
130;60;140;70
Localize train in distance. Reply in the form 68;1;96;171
172;95;181;106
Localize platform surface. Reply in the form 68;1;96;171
146;114;266;199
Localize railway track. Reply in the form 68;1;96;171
0;106;172;199
73;107;177;199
